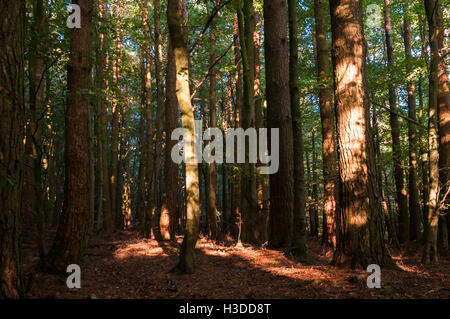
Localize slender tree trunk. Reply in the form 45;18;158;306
108;0;123;233
231;13;242;242
311;129;319;238
330;0;391;268
313;0;337;248
168;0;201;274
46;0;92;271
265;0;295;249
423;0;441;264
237;1;257;244
288;0;307;259
154;0;165;236
0;0;25;299
161;40;179;240
384;0;409;244
207;17;219;241
403;4;422;241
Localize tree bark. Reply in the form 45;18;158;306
313;0;337;247
0;0;25;298
45;0;93;271
168;0;201;274
265;0;295;249
383;0;409;244
330;0;391;268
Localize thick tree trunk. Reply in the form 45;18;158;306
330;0;391;268
45;0;92;271
384;0;409;244
264;0;295;249
0;0;25;299
168;0;201;274
313;0;337;248
403;4;422;241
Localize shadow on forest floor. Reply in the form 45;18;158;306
22;231;450;299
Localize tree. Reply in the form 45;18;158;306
167;0;201;273
329;0;391;268
423;0;441;264
383;0;409;244
0;0;25;298
288;0;307;259
45;0;93;271
265;0;295;249
403;3;422;241
313;0;337;247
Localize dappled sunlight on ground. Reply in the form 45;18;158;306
24;231;450;299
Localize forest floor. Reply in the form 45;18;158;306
23;230;450;299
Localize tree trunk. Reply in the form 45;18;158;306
168;0;201;274
384;0;409;244
237;1;258;244
423;0;440;264
0;0;25;298
207;16;219;241
264;0;295;249
161;40;179;241
403;4;422;241
288;0;307;259
45;0;92;271
330;0;391;268
313;0;337;248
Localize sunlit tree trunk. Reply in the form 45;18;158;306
265;0;295;249
435;0;450;250
330;0;391;268
313;0;337;248
383;0;409;244
0;0;25;298
46;0;93;271
168;0;201;273
423;0;440;263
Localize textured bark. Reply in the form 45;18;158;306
161;40;179;240
436;1;450;249
207;17;219;241
423;0;440;264
314;0;337;247
265;0;295;249
384;0;409;244
45;0;92;271
168;0;201;274
403;4;422;241
311;129;319;238
0;0;25;299
288;0;307;259
237;1;257;244
154;0;165;234
330;0;391;268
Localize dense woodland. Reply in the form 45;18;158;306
0;0;449;299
